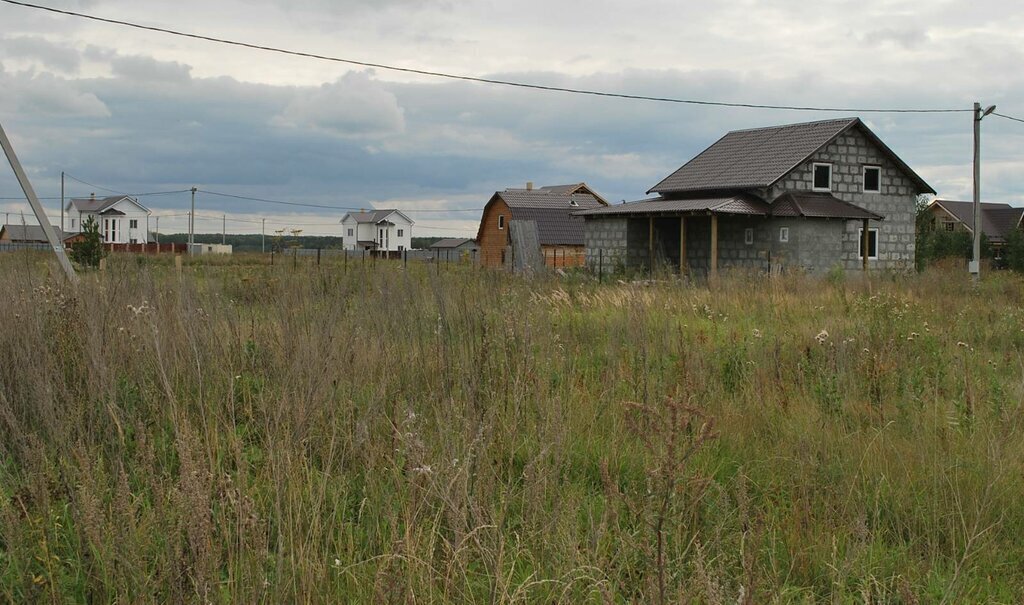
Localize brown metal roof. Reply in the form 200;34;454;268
932;199;1024;242
498;190;605;210
648;117;934;195
575;195;770;217
770;192;883;221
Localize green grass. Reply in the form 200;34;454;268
1;252;1023;603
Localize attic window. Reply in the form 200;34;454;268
863;166;881;193
498;215;505;230
812;163;832;191
569;199;579;207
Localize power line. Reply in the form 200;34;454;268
198;189;481;213
63;173;192;197
993;112;1024;125
0;0;972;115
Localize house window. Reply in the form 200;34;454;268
379;229;384;240
812;163;832;191
944;221;955;232
129;219;138;229
398;245;405;252
398;229;404;237
497;215;505;230
858;228;879;260
71;219;76;229
863;166;881;193
347;228;353;237
779;227;790;243
744;228;754;245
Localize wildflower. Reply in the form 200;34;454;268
815;329;829;345
411;465;433;475
956;341;969;348
752;328;762;339
334;558;341;567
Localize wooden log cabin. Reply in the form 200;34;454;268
476;182;608;268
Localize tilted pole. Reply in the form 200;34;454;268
0;120;77;282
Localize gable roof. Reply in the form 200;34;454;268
1;224;76;243
429;237;477;249
537;183;609;204
476;185;608;246
340;209;414;225
931;199;1024;242
648;117;934;195
68;195;150;214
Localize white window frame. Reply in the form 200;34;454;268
498;215;505;230
347;228;353;237
744;228;754;245
397;229;404;237
129;219;139;229
858;227;879;260
862;166;881;193
812;162;832;192
779;227;790;243
943;221;955;232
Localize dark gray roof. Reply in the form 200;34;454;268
770;192;883;220
1;224;71;242
576;195;770;217
68;195;137;213
341;209;413;225
510;207;590;246
430;237;477;249
932;199;1024;242
498;190;605;210
648;117;934;195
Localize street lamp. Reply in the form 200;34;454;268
972;102;996;281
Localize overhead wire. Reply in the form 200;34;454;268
0;0;973;114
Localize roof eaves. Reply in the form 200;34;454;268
764;118;859;191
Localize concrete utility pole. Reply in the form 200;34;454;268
972;102;996;282
155;216;160;244
60;171;64;233
262;218;265;253
0;120;77;282
189;186;197;255
222;213;226;245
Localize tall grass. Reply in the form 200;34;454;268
1;253;1023;602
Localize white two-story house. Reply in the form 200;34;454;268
340;209;414;252
66;194;152;244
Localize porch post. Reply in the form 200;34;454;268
648;216;654;272
710;213;719;278
862;218;869;272
679;215;687;275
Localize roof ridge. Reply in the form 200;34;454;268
725;117;858;135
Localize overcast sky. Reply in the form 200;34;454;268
1;0;1023;237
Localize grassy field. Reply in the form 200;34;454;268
1;253;1023;603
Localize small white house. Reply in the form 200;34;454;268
66;195;152;244
340;209;414;252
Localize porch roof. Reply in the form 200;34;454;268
770;192;883;221
574;195;770;218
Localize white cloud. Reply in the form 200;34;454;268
272;71;405;139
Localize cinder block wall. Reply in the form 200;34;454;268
768;127;918;271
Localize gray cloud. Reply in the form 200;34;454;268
110;55;192;83
0;35;81;73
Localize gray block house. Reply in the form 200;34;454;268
578;118;935;276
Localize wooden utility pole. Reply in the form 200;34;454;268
262;218;265;254
0;120;77;282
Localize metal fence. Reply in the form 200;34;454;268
0;242;51;253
